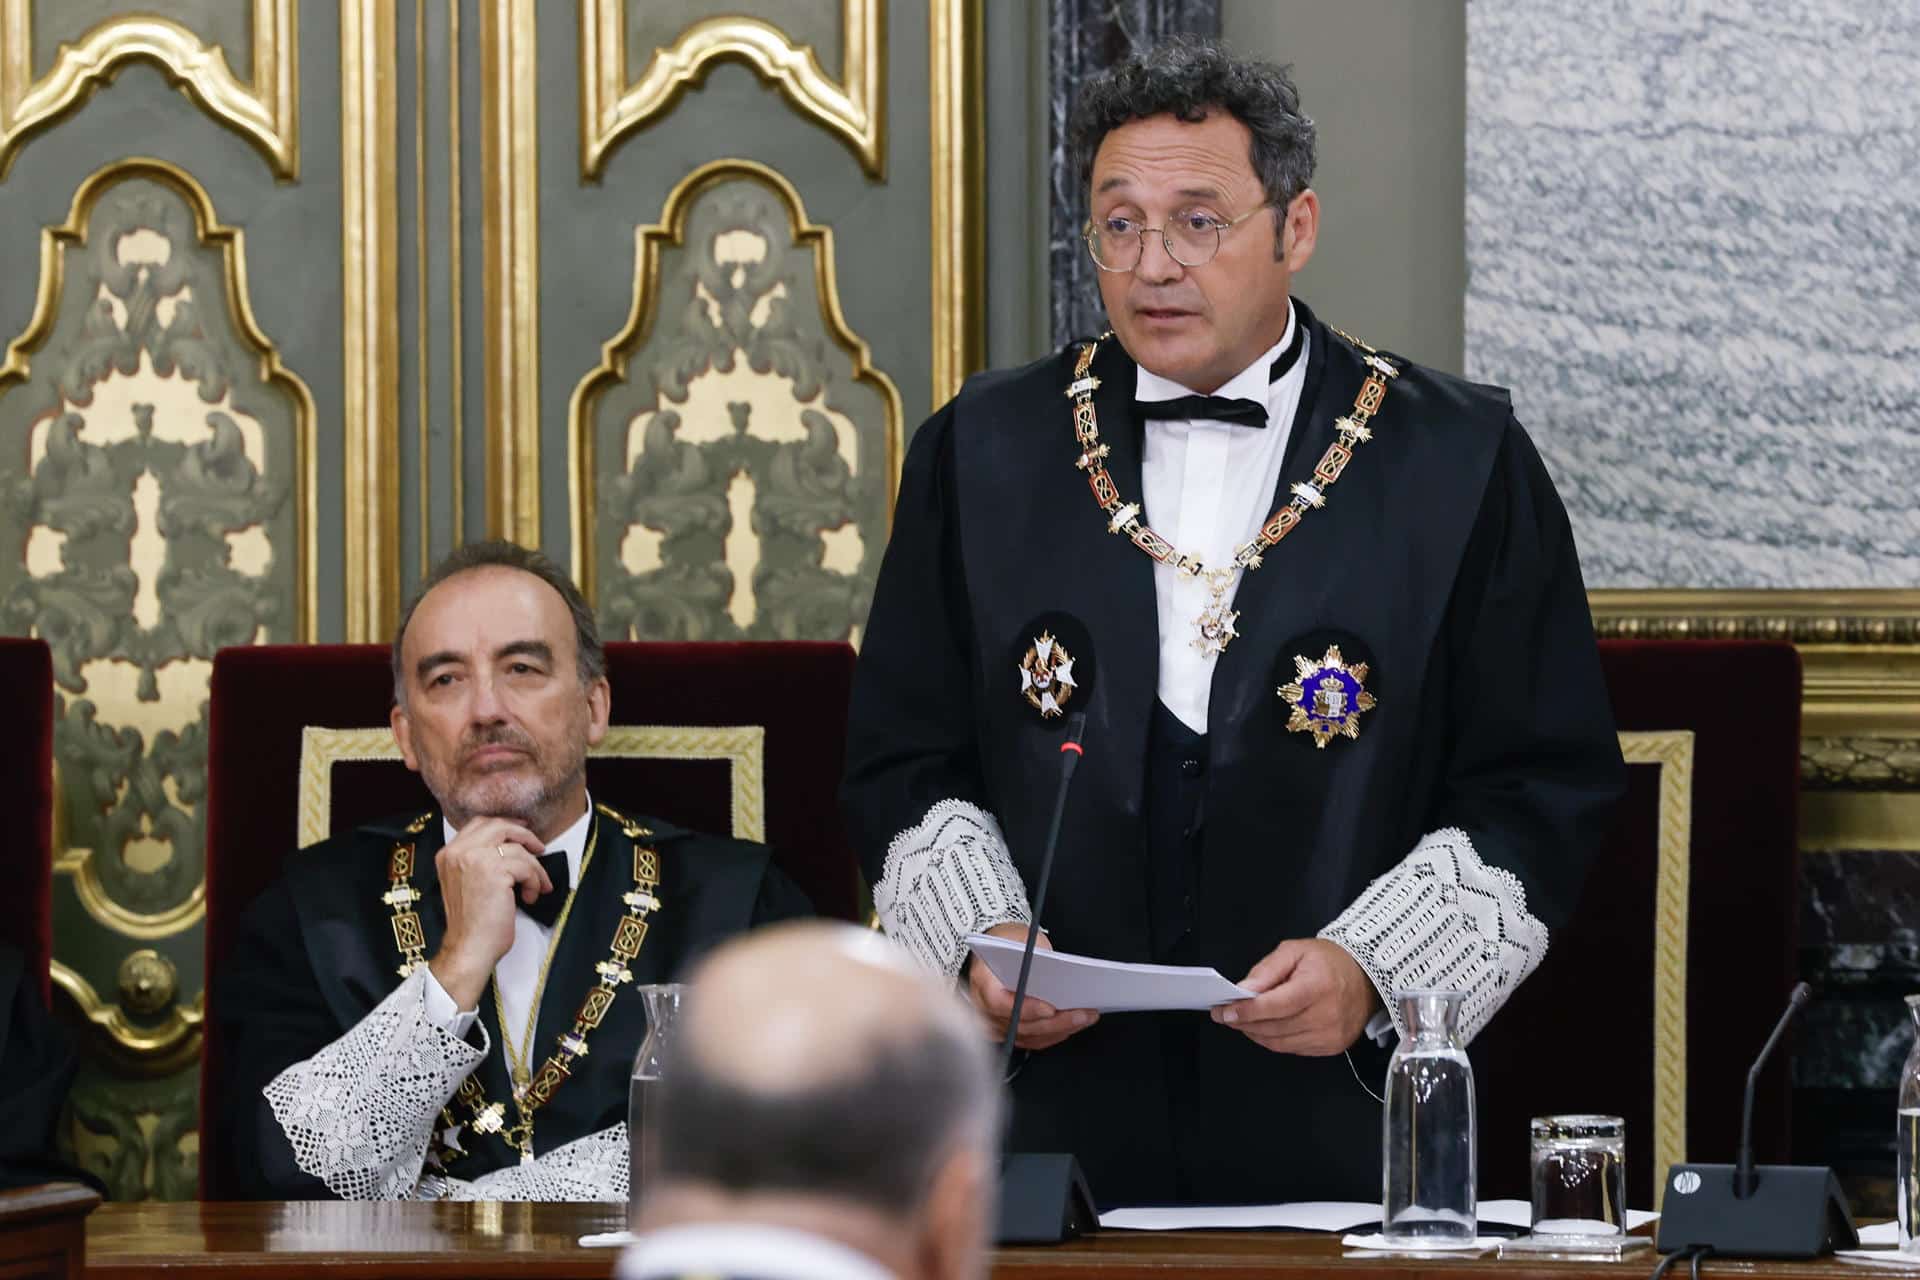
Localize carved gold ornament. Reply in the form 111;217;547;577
0;2;298;180
580;2;884;179
568;159;902;642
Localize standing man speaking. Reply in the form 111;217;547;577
844;38;1623;1206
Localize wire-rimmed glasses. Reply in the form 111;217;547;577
1084;203;1272;272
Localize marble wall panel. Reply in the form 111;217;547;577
1465;3;1920;588
1047;0;1221;350
1796;850;1920;1212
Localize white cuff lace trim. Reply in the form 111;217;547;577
263;967;489;1200
873;799;1030;977
422;1124;628;1203
1318;826;1548;1044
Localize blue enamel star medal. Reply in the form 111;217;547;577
1278;644;1377;748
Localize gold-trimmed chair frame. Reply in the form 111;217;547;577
1618;728;1695;1190
1591;589;1920;739
296;724;767;848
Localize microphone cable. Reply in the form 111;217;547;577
1648;1244;1712;1280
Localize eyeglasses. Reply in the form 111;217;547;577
1083;203;1273;272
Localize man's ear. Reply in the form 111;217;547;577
917;1143;992;1280
584;675;612;747
1282;188;1319;273
391;701;421;772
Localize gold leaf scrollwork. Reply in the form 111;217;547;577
0;1;298;181
580;2;884;179
51;960;204;1074
567;159;903;642
1;158;316;960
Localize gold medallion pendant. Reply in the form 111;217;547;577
1278;644;1377;748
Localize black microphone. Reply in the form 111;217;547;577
992;616;1099;1246
1736;981;1810;1198
1656;982;1856;1258
999;710;1085;1079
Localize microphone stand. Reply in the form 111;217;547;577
1656;981;1856;1258
992;711;1098;1245
999;713;1084;1078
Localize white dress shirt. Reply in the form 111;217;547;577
423;799;595;1050
618;1223;897;1280
1135;301;1307;732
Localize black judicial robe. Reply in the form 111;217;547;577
215;806;812;1198
0;946;101;1192
843;299;1625;1207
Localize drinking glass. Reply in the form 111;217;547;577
1530;1115;1627;1237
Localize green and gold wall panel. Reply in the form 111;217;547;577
541;1;983;643
0;0;365;1199
0;0;1004;1200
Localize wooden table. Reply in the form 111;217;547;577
84;1201;1879;1279
1;1183;100;1280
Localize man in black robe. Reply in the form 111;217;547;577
843;38;1624;1207
214;542;810;1200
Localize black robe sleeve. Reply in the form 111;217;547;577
0;946;102;1193
843;404;986;853
1436;413;1626;927
213;882;348;1198
749;859;816;926
840;404;1032;974
1320;413;1626;1041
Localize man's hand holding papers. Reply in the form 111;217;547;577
965;924;1100;1051
964;933;1254;1023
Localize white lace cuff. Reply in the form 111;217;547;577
262;967;489;1200
1318;826;1548;1044
424;1125;628;1203
873;799;1030;977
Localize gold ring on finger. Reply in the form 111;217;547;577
496;845;508;859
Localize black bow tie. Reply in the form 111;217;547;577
1131;315;1306;429
1135;393;1267;427
521;849;572;929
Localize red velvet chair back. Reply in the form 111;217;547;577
201;640;858;1196
1471;640;1803;1206
0;638;54;999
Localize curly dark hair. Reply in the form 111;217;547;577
1069;36;1317;252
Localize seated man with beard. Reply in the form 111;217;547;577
214;542;812;1200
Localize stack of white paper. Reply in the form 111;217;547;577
964;934;1252;1013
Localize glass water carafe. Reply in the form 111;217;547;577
1382;989;1477;1244
1898;994;1920;1251
629;982;687;1225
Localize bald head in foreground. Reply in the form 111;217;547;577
619;922;1001;1280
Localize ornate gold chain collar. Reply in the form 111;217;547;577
382;803;664;1166
1067;329;1399;656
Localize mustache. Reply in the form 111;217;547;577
459;726;535;758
